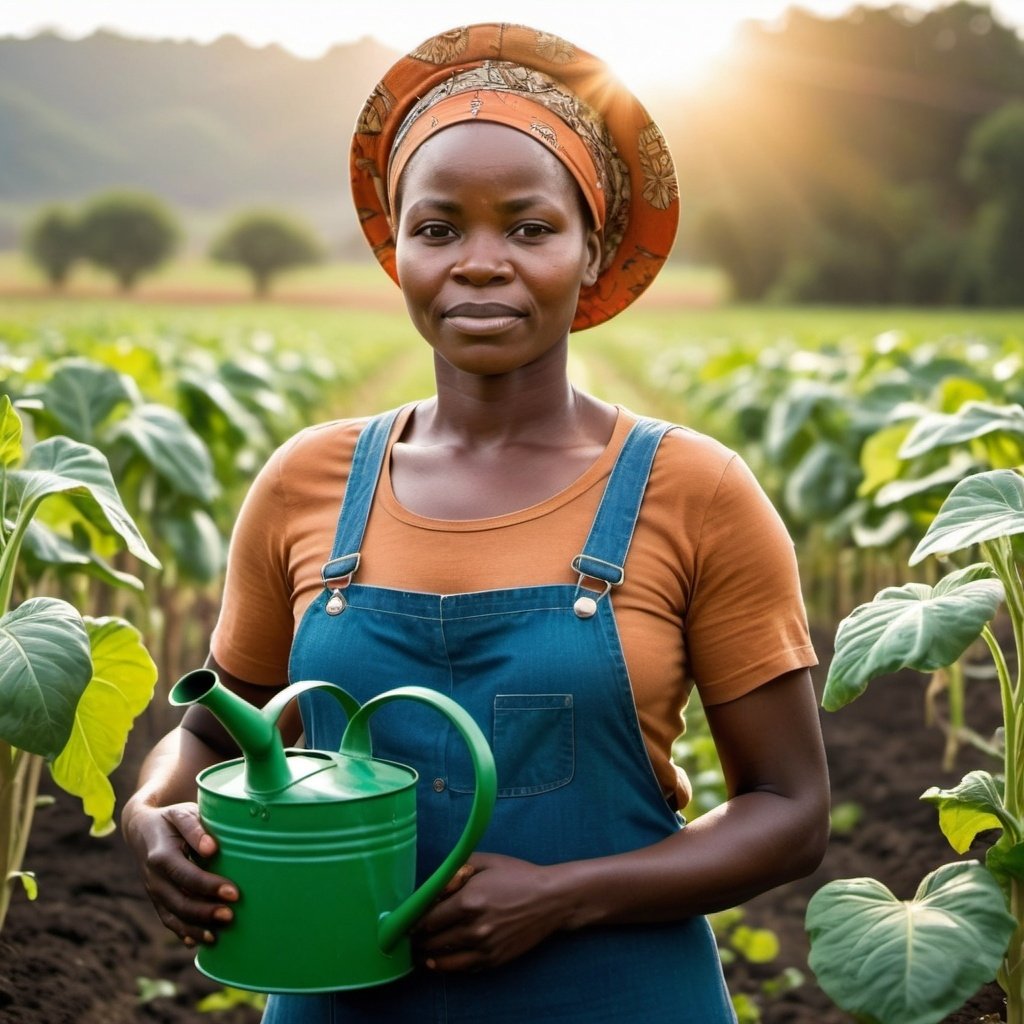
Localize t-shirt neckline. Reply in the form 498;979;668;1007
376;404;633;532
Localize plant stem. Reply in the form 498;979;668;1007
0;739;13;932
983;537;1024;1022
0;745;45;937
982;623;1015;777
0;504;36;617
0;743;42;935
1;464;9;545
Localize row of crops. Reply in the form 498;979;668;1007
5;308;1024;738
587;321;1024;625
4;301;1024;1023
0;310;430;718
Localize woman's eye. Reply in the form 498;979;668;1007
512;223;551;239
416;223;455;240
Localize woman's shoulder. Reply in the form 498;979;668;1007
619;409;738;488
273;416;371;471
623;410;781;529
251;415;377;512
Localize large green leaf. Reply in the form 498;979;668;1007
9;435;161;568
41;359;132;443
858;423;912;498
987;834;1024;886
936;376;991;414
823;564;1002;711
156;506;224;583
806;861;1015;1024
851;510;911;549
921;770;1018;853
874;454;976;508
0;597;92;758
899;401;1024;460
177;369;268;449
50;617;157;836
764;381;838;463
784;442;859;523
107;403;218;502
20;519;144;590
910;469;1024;565
0;394;22;468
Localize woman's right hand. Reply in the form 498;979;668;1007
123;796;239;948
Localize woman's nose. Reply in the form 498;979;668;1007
450;234;513;285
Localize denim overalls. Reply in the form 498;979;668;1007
263;408;736;1023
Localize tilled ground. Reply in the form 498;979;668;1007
0;638;1009;1023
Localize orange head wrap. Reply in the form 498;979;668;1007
351;23;679;331
386;71;607;230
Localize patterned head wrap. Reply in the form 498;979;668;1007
351;23;679;331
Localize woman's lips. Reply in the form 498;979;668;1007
443;303;525;335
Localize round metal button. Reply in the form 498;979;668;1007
573;596;598;619
432;778;446;793
326;591;346;616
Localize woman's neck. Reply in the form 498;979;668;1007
422;344;599;448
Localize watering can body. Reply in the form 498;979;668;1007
170;670;497;993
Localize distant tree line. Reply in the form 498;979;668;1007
24;192;324;297
671;1;1024;305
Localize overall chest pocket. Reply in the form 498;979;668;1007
450;693;575;798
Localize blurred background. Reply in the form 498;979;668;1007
2;5;1024;1023
3;0;1024;305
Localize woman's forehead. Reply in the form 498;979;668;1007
399;122;578;197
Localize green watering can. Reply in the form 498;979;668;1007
169;669;498;993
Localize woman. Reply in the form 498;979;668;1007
123;23;829;1023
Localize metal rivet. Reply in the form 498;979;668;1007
432;778;446;793
326;590;346;615
573;596;598;619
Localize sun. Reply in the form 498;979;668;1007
335;3;750;97
589;8;745;95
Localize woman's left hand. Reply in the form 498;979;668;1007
415;853;564;972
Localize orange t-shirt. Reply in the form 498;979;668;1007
211;405;816;808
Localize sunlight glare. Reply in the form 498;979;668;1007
597;10;744;95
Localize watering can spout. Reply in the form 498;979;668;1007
170;668;291;794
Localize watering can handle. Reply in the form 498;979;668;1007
339;686;498;955
260;680;362;735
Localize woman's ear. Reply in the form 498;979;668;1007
582;228;602;288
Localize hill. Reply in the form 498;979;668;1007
0;30;400;249
4;8;1024;301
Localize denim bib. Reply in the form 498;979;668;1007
263;408;735;1023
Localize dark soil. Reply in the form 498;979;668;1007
0;630;1009;1024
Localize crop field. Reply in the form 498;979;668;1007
2;274;1023;1023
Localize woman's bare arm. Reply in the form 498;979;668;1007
121;658;290;947
417;667;829;971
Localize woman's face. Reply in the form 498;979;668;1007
394;121;602;378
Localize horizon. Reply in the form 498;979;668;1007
6;0;1024;93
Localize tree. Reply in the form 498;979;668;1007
962;101;1024;305
210;210;324;297
79;191;180;292
23;205;81;289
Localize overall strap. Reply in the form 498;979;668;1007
573;417;676;597
321;406;403;585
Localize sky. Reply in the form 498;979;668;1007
4;0;1024;92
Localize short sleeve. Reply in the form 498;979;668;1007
685;454;817;705
209;441;296;686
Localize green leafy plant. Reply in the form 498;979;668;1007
710;907;804;1022
806;465;1024;1023
0;396;159;934
196;986;268;1012
136;977;178;1004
